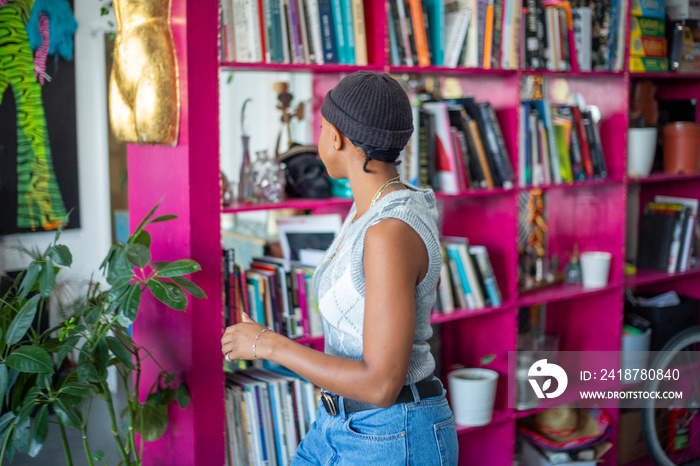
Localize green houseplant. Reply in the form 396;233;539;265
0;204;206;465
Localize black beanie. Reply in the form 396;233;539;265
321;71;413;155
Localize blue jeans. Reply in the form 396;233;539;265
292;381;458;465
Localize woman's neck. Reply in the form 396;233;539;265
348;165;404;220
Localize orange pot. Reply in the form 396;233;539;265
662;122;700;174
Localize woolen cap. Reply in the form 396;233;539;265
321;71;413;152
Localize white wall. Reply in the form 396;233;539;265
0;0;112;281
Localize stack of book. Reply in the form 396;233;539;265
226;367;319;466
519;100;607;187
629;2;669;72
523;0;627;72
388;0;521;69
219;0;368;65
223;250;323;339
400;97;515;193
637;196;699;273
435;237;503;313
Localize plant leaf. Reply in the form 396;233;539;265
130;202;162;241
12;414;30;452
57;335;81;368
77;342;100;384
134;403;168;442
18;262;40;299
60;383;95;398
39;259;55;298
155;260;201;278
117;285;141;327
5;369;19;405
54;399;82;428
134;230;152;248
176;383;190;409
164;372;176;386
149;261;168;271
6;346;54;374
0;365;6;404
0;412;16;443
106;336;135;370
125;243;151;269
171;276;207;299
93;338;110;379
150;214;178;224
6;295;41;345
28;405;49;457
92;450;105;462
148;279;187;311
48;245;72;267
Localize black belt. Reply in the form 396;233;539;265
321;378;443;416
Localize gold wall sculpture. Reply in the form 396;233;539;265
109;0;180;145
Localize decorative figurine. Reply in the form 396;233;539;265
109;0;180;145
273;81;305;157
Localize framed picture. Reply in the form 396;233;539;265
276;214;343;262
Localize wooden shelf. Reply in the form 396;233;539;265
626;172;700;184
630;72;700;79
222;197;353;213
520;69;625;77
430;303;515;324
388;65;517;76
517;282;622;307
455;410;512;435
624;267;700;287
219;61;384;73
518;178;624;192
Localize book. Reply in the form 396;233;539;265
469;245;502;307
351;0;367;65
444;2;472;68
423;0;446;65
423;102;461;195
342;0;356;64
330;0;347;63
438;250;456;313
318;0;338;63
445;243;476;308
408;0;431;66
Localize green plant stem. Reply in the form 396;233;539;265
81;427;94;466
103;386;130;465
58;421;74;466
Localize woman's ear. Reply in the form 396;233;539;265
328;122;343;151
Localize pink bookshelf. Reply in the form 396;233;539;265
125;0;700;464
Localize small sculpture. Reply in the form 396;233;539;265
109;0;180;145
273;81;305;157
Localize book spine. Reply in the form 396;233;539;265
307;0;324;64
483;0;494;68
408;0;431;66
492;0;503;69
342;0;356;64
464;0;479;67
258;0;268;61
485;103;515;187
423;0;445;66
288;0;305;63
400;0;418;66
388;0;405;64
351;0;367;65
297;0;311;63
330;0;347;63
477;0;487;67
446;245;476;309
318;0;338;63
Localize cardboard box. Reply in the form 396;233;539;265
630;17;666;38
630;56;670;72
630;36;668;57
667;0;700;20
631;0;667;19
617;411;649;465
520;440;613;466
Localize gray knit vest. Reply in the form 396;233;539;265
313;185;442;384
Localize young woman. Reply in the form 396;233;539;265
221;71;458;465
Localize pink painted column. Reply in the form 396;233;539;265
127;0;223;464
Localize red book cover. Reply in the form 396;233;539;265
257;0;267;62
571;105;594;178
295;269;310;337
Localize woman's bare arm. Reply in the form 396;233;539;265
221;218;428;407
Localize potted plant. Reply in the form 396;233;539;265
0;204;206;465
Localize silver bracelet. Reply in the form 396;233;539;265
252;328;268;361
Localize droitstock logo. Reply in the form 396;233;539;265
528;359;568;399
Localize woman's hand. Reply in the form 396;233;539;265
221;313;270;361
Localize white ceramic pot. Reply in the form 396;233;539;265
448;368;499;426
580;251;612;289
627;128;658;178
